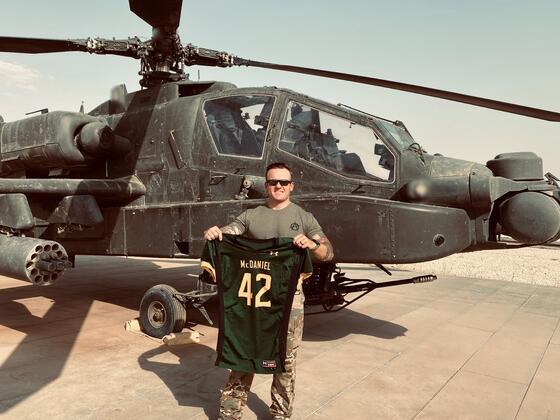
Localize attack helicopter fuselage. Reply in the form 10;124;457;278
0;79;559;285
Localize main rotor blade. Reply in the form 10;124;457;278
0;36;141;59
129;0;182;29
235;59;560;122
0;37;87;54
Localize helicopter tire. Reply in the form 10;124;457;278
139;284;187;339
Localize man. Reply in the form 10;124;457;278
204;162;334;420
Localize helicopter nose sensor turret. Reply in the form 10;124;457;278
497;192;560;244
487;152;560;244
403;153;560;246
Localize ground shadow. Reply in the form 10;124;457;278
303;306;408;342
138;343;269;419
0;256;200;412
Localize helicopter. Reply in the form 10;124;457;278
1;0;559;337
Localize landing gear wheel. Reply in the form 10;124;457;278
139;284;186;338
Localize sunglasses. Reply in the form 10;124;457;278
266;179;292;187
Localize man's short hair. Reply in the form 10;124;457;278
266;162;292;178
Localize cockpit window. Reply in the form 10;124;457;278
203;95;275;158
376;119;415;149
279;101;395;182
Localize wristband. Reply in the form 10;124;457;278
311;239;321;250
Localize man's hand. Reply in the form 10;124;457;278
204;226;223;241
294;234;334;261
293;234;316;250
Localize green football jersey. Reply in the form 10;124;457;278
201;234;313;374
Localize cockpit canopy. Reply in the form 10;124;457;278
203;95;275;158
279;101;395;182
200;91;419;184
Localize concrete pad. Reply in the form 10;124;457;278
313;324;491;420
463;335;545;384
0;318;83;345
353;293;438;320
415;370;527;420
4;343;228;420
444;279;507;304
0;277;29;291
485;282;537;306
297;332;350;364
1;257;559;419
352;299;474;354
306;309;397;343
0;338;65;369
246;340;398;419
50;319;139;359
517;343;560;420
551;322;560;345
424;297;475;315
0;306;80;330
452;302;519;332
492;311;557;349
519;287;560;317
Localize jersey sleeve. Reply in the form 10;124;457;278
224;210;249;235
303;211;325;239
200;240;217;282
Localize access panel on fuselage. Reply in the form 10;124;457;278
294;195;472;263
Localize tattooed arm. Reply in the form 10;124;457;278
311;234;335;262
220;224;244;235
204;210;248;241
203;224;244;240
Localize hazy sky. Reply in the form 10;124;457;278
1;0;559;176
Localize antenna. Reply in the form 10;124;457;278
25;108;49;115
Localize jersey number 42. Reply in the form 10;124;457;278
238;272;271;308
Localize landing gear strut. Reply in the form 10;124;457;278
138;265;435;337
303;263;436;315
138;276;216;338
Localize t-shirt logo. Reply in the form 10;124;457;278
290;222;300;231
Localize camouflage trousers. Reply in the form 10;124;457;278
219;291;305;420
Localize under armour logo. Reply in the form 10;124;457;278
270;251;279;256
262;360;277;369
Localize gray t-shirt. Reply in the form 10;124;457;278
228;202;325;240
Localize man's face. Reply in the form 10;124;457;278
266;167;294;202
